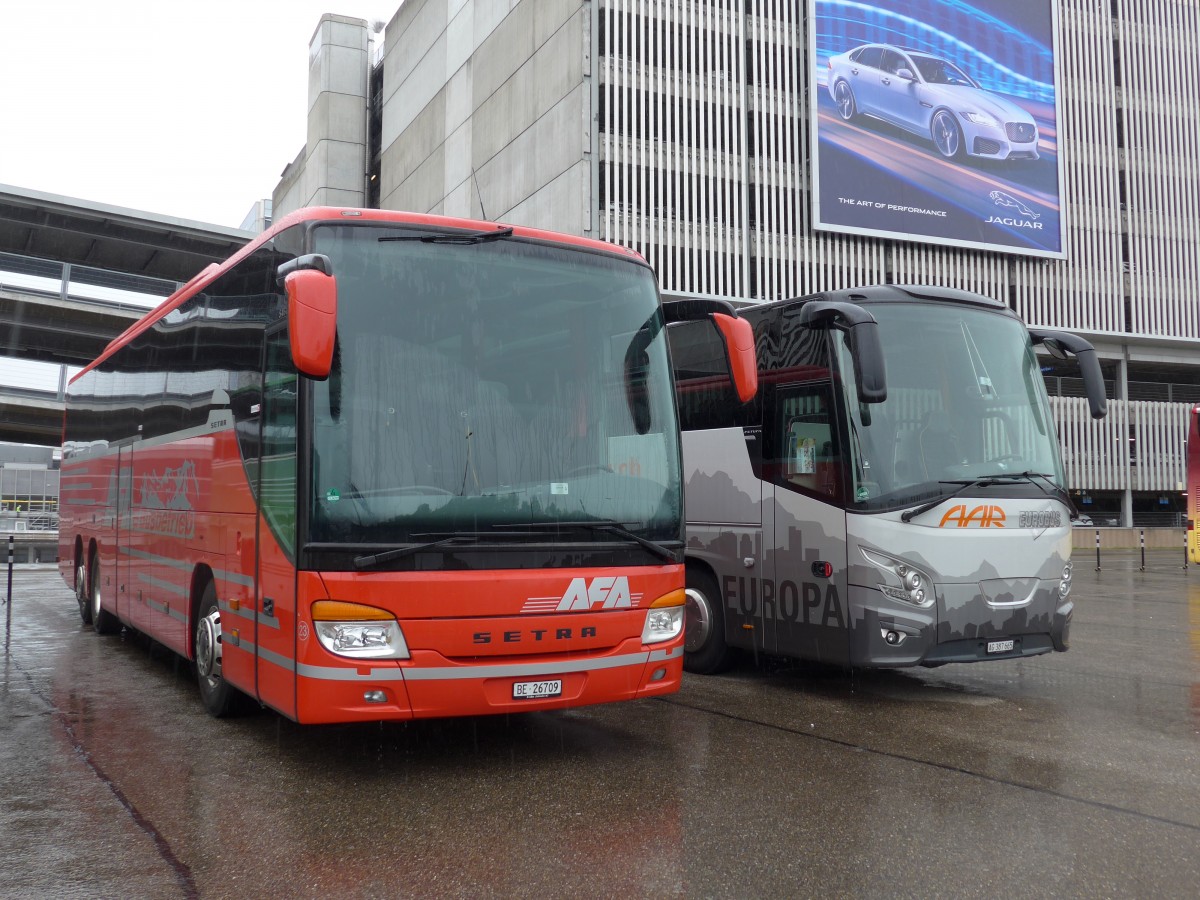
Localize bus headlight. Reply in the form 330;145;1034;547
1059;561;1073;599
642;589;686;644
861;549;936;608
312;600;410;660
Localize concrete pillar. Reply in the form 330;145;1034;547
304;15;370;210
1118;351;1133;527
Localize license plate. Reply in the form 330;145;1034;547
987;639;1015;654
513;679;562;700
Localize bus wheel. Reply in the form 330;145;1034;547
194;582;241;717
76;560;92;625
684;568;733;674
90;556;120;635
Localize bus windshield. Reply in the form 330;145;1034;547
306;225;680;547
833;302;1064;511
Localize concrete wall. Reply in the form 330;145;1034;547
273;14;370;219
0;533;57;564
379;0;591;233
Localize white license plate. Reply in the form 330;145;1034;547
513;679;562;700
987;639;1015;654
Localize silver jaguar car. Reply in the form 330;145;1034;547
825;43;1040;162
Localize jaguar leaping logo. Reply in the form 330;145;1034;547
989;190;1039;219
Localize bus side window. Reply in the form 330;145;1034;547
261;327;298;557
773;383;841;502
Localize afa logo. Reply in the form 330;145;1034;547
557;576;633;611
939;504;1006;528
519;576;642;613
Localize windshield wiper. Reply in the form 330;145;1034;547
378;226;513;245
900;478;1005;523
494;520;679;563
355;520;679;569
353;535;476;569
1021;472;1081;518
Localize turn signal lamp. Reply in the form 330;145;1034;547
311;600;410;660
642;589;686;644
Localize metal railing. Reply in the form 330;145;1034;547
1130;511;1185;528
1044;374;1200;404
0;250;179;311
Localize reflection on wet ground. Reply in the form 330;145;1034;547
3;553;1198;898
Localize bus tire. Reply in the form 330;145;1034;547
684;567;733;674
76;559;92;625
90;555;121;635
194;581;243;718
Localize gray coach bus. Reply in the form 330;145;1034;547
667;285;1107;672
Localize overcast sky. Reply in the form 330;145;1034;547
1;0;395;229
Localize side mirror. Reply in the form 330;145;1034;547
709;312;758;403
846;320;886;404
624;347;652;435
1041;337;1070;361
1029;328;1107;419
797;299;887;404
662;298;760;405
282;261;338;379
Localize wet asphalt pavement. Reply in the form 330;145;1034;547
2;553;1198;899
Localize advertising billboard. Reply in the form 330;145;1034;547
809;0;1065;258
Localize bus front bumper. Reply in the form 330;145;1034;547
847;585;1072;668
291;642;683;724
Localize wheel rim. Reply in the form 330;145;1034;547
684;587;713;653
75;564;87;605
89;569;102;621
835;82;854;119
932;111;959;157
196;608;222;681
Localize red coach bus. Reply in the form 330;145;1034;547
59;207;755;724
1188;405;1200;564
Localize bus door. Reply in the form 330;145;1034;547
253;325;299;719
765;376;852;666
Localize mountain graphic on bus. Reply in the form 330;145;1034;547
140;461;199;510
137;461;201;539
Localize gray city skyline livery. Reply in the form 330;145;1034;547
667;285;1107;672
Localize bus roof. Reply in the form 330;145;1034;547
729;284;1009;318
74;207;649;384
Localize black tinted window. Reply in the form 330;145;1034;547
855;46;883;69
668;318;760;431
881;49;909;76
